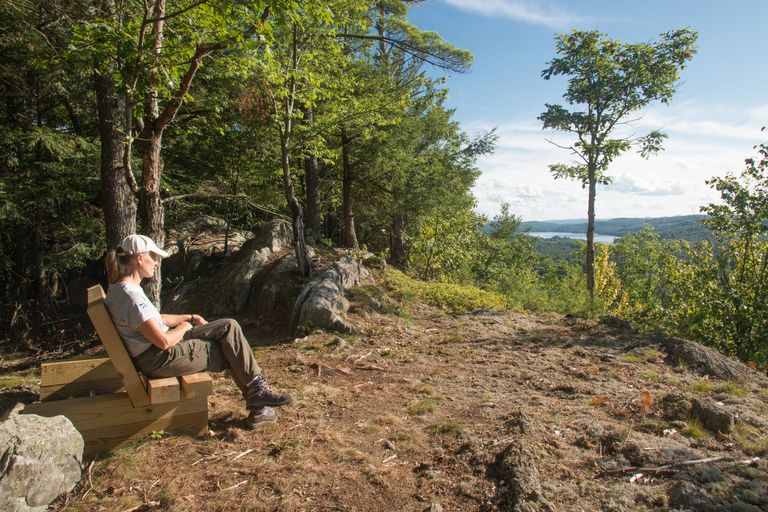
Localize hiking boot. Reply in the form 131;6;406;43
245;406;277;429
245;376;293;408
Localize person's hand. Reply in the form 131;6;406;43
191;314;208;326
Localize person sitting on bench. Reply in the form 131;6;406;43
104;234;291;428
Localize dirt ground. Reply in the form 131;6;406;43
4;294;768;511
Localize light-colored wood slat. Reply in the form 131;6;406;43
23;394;208;456
41;356;117;387
87;285;151;407
180;373;213;399
23;392;208;431
40;377;124;401
80;409;208;456
148;377;180;404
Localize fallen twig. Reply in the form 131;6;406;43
598;456;761;477
220;480;249;492
232;449;254;461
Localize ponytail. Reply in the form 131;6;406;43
105;247;136;284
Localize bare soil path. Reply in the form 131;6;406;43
5;301;768;511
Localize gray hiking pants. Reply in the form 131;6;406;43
133;318;263;397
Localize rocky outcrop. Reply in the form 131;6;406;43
489;440;556;512
0;412;83;512
164;219;293;316
207;220;294;316
660;393;735;434
659;335;760;382
691;398;735;434
251;252;306;323
292;255;370;333
667;481;727;512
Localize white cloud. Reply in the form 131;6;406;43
441;0;583;29
607;175;686;196
470;104;765;220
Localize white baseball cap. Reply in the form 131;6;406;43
119;234;169;258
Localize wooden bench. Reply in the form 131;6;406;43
23;285;213;456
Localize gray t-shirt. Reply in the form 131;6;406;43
104;282;169;357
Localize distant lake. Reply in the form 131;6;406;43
528;231;616;244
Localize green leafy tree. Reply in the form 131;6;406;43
539;29;697;299
0;0;103;346
695;137;768;363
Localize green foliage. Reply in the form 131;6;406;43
407;397;437;415
683;419;706;439
601;139;768;368
383;267;513;314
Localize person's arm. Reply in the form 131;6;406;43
161;313;208;327
138;317;193;351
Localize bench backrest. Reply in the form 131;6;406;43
87;284;152;407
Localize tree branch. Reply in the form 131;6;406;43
334;33;469;73
162;193;288;220
144;0;208;24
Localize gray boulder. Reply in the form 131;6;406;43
292;255;370;333
691;398;735;434
659;335;762;383
0;412;83;512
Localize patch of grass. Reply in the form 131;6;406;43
416;385;437;397
284;363;304;373
640;370;662;382
407;398;437;415
639;347;662;361
0;374;37;389
712;381;748;397
479;392;493;404
683;419;706;439
440;334;466;344
732;422;768;456
429;422;465;434
336;448;374;464
383;267;513;314
618;354;643;364
357;422;383;434
689;380;713;394
688;380;748;397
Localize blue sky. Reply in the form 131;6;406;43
409;0;768;221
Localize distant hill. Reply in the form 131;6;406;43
520;214;710;241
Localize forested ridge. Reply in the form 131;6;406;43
521;214;711;241
1;0;767;372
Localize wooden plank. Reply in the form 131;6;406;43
148;377;180;404
41;357;117;386
40;378;124;401
80;409;208;456
23;393;208;456
180;373;213;399
40;357;123;400
87;284;151;407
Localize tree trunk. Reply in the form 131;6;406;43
586;174;596;299
94;71;136;249
31;227;45;341
389;213;409;270
303;105;321;243
282;142;312;278
340;126;359;250
138;131;165;306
